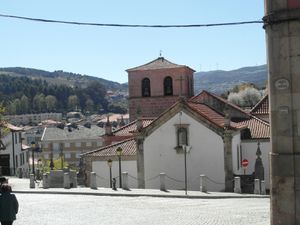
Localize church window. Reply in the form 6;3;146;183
177;127;188;147
142;78;151;97
164;76;173;96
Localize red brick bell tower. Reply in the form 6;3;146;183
126;57;195;121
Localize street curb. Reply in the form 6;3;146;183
13;190;270;199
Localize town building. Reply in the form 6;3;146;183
41;123;105;168
5;113;62;126
0;123;29;177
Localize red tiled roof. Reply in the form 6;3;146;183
250;95;269;115
3;123;23;131
82;138;137;157
238;116;270;139
113;118;154;136
126;57;195;72
189;90;250;116
187;102;244;130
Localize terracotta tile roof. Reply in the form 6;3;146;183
82;138;136;157
238;116;270;139
126;57;195;72
189;90;249;116
187;102;244;130
113;118;154;136
2;123;23;131
250;95;269;115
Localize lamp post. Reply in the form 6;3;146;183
183;145;187;195
116;147;122;188
107;159;113;188
31;141;36;179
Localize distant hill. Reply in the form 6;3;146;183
0;67;128;91
194;65;267;94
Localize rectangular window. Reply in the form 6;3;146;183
64;153;71;159
64;142;70;148
86;142;92;147
174;123;189;148
16;155;18;167
75;142;81;147
76;153;81;158
43;153;49;159
19;133;22;144
15;133;18;144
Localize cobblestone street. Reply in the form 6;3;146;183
14;193;269;225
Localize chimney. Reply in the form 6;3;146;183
105;116;112;136
136;117;143;132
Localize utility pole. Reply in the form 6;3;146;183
264;0;300;224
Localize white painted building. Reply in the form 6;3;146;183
0;123;30;177
83;91;270;192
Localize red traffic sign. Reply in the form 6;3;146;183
242;159;249;168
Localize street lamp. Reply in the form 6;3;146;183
31;141;36;178
107;159;113;188
183;145;188;195
116;147;123;188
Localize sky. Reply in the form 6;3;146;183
0;1;266;83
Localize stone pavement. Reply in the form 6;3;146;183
4;177;270;225
7;176;270;199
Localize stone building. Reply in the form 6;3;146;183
41;123;105;168
127;57;195;121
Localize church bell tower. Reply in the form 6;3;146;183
126;57;195;121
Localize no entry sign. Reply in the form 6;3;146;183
242;159;249;168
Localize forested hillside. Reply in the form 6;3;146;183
0;74;109;115
0;66;129;115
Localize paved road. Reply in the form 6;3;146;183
14;193;270;225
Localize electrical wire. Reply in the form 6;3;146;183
0;13;263;28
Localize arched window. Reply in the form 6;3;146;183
142;78;151;97
164;76;173;96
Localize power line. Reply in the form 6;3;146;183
0;13;263;28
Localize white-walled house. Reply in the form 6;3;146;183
0;123;30;177
83;91;270;192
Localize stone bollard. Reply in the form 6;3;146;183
43;173;49;189
64;173;70;189
260;180;266;195
254;178;260;194
122;172;129;190
160;173;166;191
234;177;241;193
73;175;78;188
30;174;35;189
200;174;207;192
90;172;97;189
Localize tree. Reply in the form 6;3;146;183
33;94;46;113
20;95;29;114
84;98;94;113
228;87;263;108
68;95;80;111
45;95;57;112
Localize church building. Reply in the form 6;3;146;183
82;57;270;192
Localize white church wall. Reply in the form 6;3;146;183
92;160;137;188
144;111;225;192
240;140;271;189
